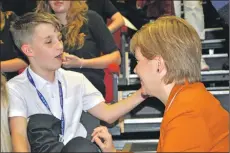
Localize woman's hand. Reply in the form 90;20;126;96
91;126;116;152
62;52;84;69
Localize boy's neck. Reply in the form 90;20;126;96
30;65;56;83
55;13;67;25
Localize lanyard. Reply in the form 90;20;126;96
27;69;65;142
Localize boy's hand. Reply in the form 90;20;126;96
91;126;116;152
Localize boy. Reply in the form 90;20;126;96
8;12;144;152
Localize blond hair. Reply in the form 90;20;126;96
36;1;88;49
0;11;5;31
10;12;62;51
1;74;12;152
130;16;201;84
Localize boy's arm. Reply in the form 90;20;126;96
88;89;144;124
10;117;30;152
8;84;30;152
80;73;145;124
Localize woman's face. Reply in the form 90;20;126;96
48;0;71;14
134;47;163;97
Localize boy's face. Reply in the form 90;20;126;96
27;23;63;71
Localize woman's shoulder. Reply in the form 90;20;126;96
87;10;103;20
166;83;216;118
86;10;105;30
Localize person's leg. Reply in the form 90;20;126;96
61;137;101;152
184;1;209;70
174;1;182;17
184;1;205;40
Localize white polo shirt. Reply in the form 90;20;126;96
7;67;104;144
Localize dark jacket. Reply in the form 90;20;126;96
137;0;175;18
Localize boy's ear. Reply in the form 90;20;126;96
21;44;33;57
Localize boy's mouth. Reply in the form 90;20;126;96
55;53;63;60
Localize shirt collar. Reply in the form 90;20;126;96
27;66;61;90
165;80;189;110
27;66;67;98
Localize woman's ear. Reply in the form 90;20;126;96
153;56;165;73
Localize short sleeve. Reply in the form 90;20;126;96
7;85;27;118
81;74;105;111
103;0;118;18
88;11;118;54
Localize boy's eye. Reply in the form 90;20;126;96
45;40;52;44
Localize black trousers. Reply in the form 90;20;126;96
61;137;101;152
27;114;101;152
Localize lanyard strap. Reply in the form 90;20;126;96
26;69;65;136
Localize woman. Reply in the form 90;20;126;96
0;3;28;80
92;16;229;152
36;1;121;97
1;74;12;152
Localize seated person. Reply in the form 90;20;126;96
136;0;175;19
92;16;229;152
86;0;125;33
8;12;145;152
1;74;12;152
0;5;28;80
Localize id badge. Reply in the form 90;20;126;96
59;134;64;143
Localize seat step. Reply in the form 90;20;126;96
201;70;229;82
205;28;225;40
203;54;228;70
122;115;161;133
125;70;229;85
202;39;225;44
205;27;223;32
124;117;162;124
123;142;158;152
207;86;229;91
202;53;228;58
201;70;229;75
202;39;226;49
114;139;158;151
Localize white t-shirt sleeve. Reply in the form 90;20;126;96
8;86;27;118
81;75;105;112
